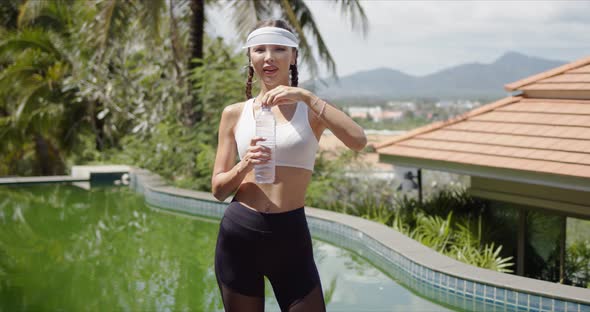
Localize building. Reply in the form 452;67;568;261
347;106;404;122
375;56;590;280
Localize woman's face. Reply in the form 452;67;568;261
250;44;295;87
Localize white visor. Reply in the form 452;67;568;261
243;26;299;49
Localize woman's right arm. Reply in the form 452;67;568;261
211;104;270;201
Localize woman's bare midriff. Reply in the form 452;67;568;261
233;166;313;213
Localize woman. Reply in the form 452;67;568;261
211;20;366;312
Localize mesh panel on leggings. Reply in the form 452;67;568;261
216;279;326;312
217;280;265;312
284;284;326;312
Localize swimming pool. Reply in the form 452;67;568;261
0;184;454;311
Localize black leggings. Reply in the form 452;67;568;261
214;199;326;312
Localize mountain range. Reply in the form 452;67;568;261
305;52;565;100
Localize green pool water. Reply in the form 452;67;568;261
0;184;455;311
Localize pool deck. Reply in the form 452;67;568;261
0;165;130;186
0;176;87;185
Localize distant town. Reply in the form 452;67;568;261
333;99;484;131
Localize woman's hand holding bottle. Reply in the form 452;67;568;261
238;137;272;174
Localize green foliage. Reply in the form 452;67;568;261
412;211;454;253
189;37;247;145
391;208;412;235
306;149;398;213
450;242;514;273
315;181;515;273
305;151;514;273
0;2;85;176
305;150;350;210
566;240;590;288
447;216;514;273
477;243;514;273
420;188;487;219
100;36;245;191
357;195;395;226
393;193;514;273
106;119;203;188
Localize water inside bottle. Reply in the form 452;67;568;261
255;105;276;184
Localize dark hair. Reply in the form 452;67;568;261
245;20;298;99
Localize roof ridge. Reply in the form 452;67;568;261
521;98;590;104
374;96;522;150
504;55;590;91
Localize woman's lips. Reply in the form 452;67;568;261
263;67;278;75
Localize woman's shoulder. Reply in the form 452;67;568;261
221;101;247;121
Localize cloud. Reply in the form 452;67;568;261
207;1;590;79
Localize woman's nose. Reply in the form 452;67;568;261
264;51;274;62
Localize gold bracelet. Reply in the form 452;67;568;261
318;100;327;118
310;96;321;110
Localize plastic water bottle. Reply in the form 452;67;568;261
255;105;276;184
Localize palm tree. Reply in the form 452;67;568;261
62;0;368;127
0;0;83;175
0;0;369;176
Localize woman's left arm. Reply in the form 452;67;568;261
305;92;367;151
262;86;367;151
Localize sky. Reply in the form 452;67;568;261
206;1;590;81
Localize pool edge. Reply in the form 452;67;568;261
47;166;588;312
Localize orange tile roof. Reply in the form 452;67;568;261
377;56;590;185
374;96;521;149
505;55;590;92
376;97;590;180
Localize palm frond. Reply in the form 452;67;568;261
93;0;137;57
17;0;45;28
334;0;369;37
0;49;52;99
18;0;73;33
0;28;63;60
281;0;320;75
140;0;166;43
0;64;37;91
412;211;453;252
230;0;272;40
13;80;49;122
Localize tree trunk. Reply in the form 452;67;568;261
186;0;205;127
91;99;105;151
169;0;185;83
34;134;65;175
34;134;51;175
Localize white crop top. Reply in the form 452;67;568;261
234;98;319;171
